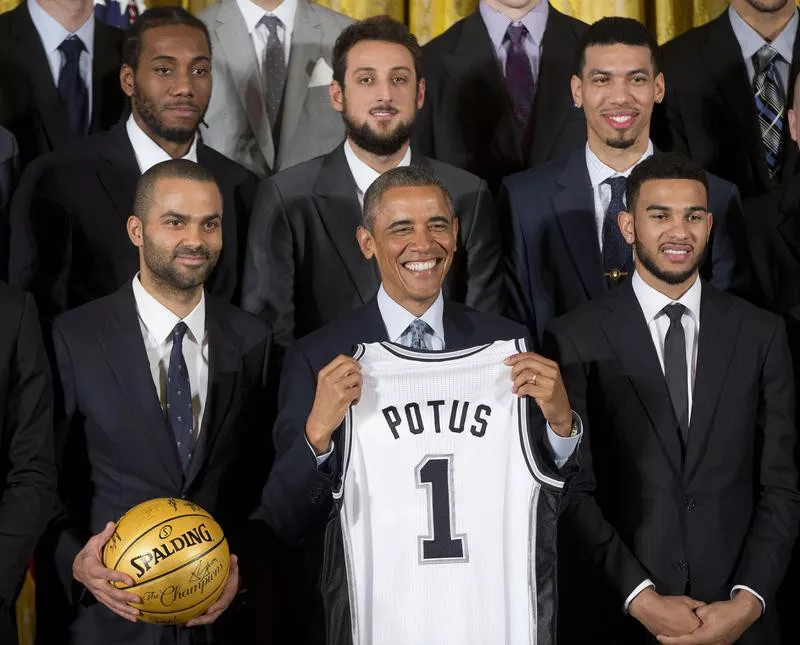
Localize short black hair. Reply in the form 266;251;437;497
134;159;219;220
625;152;708;212
332;15;423;87
362;166;453;231
576;17;660;77
122;7;211;71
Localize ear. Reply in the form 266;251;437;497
570;74;582;109
416;78;426;110
330;80;344;114
654;71;665;104
127;215;144;249
356;225;374;259
790;108;798;142
452;215;459;251
617;210;635;246
120;64;135;98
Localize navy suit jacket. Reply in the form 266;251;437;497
501;148;752;343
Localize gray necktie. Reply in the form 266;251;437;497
260;15;286;134
403;319;434;350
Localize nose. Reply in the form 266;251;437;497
170;69;194;97
372;77;394;103
409;226;435;251
608;78;631;105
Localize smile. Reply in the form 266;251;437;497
403;259;439;272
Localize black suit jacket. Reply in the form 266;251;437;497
37;283;272;645
241;144;504;349
655;10;800;201
0;282;54;630
548;281;800;644
0;2;125;170
8;123;258;319
415;7;588;195
502;148;752;343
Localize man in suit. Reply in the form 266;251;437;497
259;165;580;644
8;7;259;321
0;126;18;279
242;16;504;350
0;281;55;645
656;0;800;208
415;0;588;195
37;159;272;645
200;0;353;177
0;0;125;170
549;152;800;644
503;17;750;344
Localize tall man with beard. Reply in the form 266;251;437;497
37;159;273;645
241;15;504;350
8;7;258;321
548;152;800;644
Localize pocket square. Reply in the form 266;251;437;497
308;57;334;88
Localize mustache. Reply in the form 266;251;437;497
172;246;211;259
369;104;398;114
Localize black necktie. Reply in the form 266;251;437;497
662;303;689;444
261;15;286;134
602;176;631;285
58;36;89;141
167;322;194;472
504;23;535;125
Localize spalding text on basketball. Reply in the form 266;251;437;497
131;523;215;578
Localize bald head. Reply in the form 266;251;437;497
133;159;219;221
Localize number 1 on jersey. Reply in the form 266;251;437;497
415;455;469;563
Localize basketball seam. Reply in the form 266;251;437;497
122;537;228;591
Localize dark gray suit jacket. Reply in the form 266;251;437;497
242;143;505;349
0;126;18;280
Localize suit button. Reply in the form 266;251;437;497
682;496;696;510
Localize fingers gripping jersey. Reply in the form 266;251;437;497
332;340;564;645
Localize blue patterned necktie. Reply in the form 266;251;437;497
753;45;786;180
404;319;434;350
167;322;194;472
505;23;535;125
57;36;88;141
260;15;286;133
602;176;631;285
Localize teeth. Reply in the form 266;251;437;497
405;260;437;272
610;115;632;123
664;249;689;255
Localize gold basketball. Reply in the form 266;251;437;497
102;498;230;625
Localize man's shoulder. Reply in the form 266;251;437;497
19;129;118;185
425;158;484;193
198;143;258;183
304;0;355;31
269;154;329;194
504;154;572;197
53;288;124;340
287;305;371;372
661;13;722;60
423;13;473;57
447;301;529;342
207;295;271;343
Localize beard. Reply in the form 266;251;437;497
633;237;707;286
133;85;204;145
342;100;414;156
745;0;791;12
142;238;218;291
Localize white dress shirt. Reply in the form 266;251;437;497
126;115;199;174
28;0;94;121
132;275;209;440
625;271;765;613
312;284;581;469
235;0;297;78
585;140;654;250
343;140;412;207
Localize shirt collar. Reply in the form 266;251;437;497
343;140;412;197
729;4;798;65
585;140;654;189
478;0;549;50
28;0;95;58
235;0;298;35
631;270;702;326
132;274;206;345
377;284;445;345
126;114;199;174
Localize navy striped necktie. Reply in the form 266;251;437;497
753;45;786;180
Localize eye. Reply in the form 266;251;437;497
192;67;210;77
204;220;220;230
429;222;448;232
358;76;373;85
166;218;183;227
592;76;609;85
631;74;648;84
392;76;408;85
154;66;171;76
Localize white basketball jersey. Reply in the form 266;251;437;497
333;339;564;645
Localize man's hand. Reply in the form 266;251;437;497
505;352;573;435
185;554;240;627
72;521;141;622
657;591;762;645
628;587;705;637
305;355;362;454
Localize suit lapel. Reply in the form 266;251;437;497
90;22;120;133
683;287;739;483
600;285;683;475
98;286;184;488
96;125;141;221
442;302;477;350
781;17;800;180
553;151;605;298
314;146;379;303
214;0;275;170
278;0;322;163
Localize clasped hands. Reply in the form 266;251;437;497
628;587;762;645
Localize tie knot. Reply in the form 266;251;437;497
260;14;283;36
753;44;780;73
604;175;627;200
171;321;189;344
408;318;433;336
662;303;686;323
58;36;85;62
506;23;528;46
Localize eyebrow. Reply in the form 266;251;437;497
150;55;211;64
160;211;221;220
353;65;413;74
588;67;651;76
385;215;451;231
645;204;708;213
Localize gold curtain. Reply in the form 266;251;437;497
316;0;405;21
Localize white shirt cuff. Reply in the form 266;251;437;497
731;585;766;613
306;437;333;467
545;412;582;469
624;579;655;613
